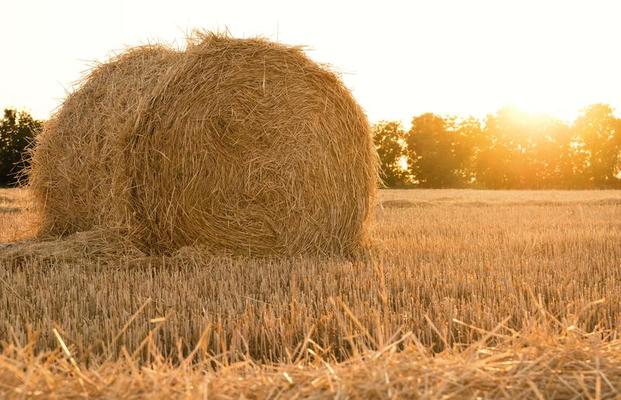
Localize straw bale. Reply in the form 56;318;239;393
29;34;377;256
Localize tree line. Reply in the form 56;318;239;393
375;104;621;189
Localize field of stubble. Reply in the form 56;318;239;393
1;188;620;398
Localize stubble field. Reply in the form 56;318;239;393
1;188;620;398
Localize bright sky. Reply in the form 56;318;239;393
2;0;620;126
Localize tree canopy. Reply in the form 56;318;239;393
0;109;42;186
374;104;621;189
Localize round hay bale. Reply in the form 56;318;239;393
30;34;378;257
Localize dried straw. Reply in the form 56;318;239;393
29;33;378;256
29;45;177;236
2;318;620;398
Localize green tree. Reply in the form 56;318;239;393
572;104;621;187
474;108;573;189
453;117;483;185
474;109;531;188
531;119;586;188
373;121;408;187
406;113;473;187
0;109;42;186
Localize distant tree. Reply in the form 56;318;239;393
533;119;587;188
406;113;473;187
572;104;621;187
0;109;42;186
452;117;483;185
474;108;577;189
373;121;409;187
474;108;529;188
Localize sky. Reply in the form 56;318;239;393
1;0;621;127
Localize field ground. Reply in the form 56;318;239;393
1;188;621;398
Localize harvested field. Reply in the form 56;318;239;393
1;188;620;398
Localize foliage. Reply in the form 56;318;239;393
372;121;408;187
573;104;621;186
378;103;621;188
0;109;42;186
406;114;478;187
